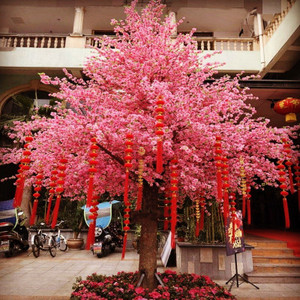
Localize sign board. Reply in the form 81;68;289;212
161;231;172;267
226;210;245;256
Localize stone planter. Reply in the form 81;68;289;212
67;238;84;250
176;242;254;280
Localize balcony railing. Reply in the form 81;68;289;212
86;35;255;51
0;34;67;48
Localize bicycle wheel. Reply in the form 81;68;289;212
59;237;68;251
32;244;40;258
33;234;40;247
49;238;57;257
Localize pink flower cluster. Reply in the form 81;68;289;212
1;0;299;204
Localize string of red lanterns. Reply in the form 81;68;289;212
170;158;179;249
29;172;43;226
136;147;145;211
221;156;230;225
277;160;290;229
163;189;170;231
51;158;67;229
14;135;33;208
87;138;99;207
155;95;165;174
45;168;58;224
294;162;300;212
122;133;134;259
214;136;223;202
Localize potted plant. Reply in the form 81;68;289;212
61;200;86;249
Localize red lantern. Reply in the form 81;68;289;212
155;95;165;173
282;140;295;194
274;97;300;123
240;157;247;218
86;196;99;250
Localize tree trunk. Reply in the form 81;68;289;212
138;181;159;290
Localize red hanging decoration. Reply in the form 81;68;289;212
45;168;58;224
136;147;145;211
29;173;43;226
229;192;237;244
282;140;295;194
273;97;300;123
163;189;171;230
170;158;179;249
87;138;99;207
155;95;165;174
195;198;200;237
51;158;67;229
246;183;251;225
240;156;247;218
221;156;230;225
277;160;290;229
122;133;133;259
86;196;99;250
13;135;33;208
294;163;300;212
214;136;223;202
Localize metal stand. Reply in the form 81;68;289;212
136;272;165;287
226;252;259;291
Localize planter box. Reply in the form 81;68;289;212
176;242;254;280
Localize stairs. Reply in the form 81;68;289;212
245;235;300;283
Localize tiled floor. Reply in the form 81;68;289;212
0;247;300;299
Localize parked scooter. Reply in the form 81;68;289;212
91;223;123;258
0;211;29;257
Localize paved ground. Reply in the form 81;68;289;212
0;247;300;300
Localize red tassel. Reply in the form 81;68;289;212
247;198;251;225
282;198;290;229
231;217;235;244
121;232;128;260
288;167;295;194
85;219;96;250
124;171;130;206
200;207;204;231
14;177;25;208
223;191;229;225
298;189;300;212
45;195;53;224
171;194;177;249
51;195;61;229
195;221;200;237
242;194;246;218
29;199;38;226
156;139;163;174
86;176;94;207
217;171;223;201
136;185;143;211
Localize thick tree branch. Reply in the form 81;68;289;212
96;143;124;166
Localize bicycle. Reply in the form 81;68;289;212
30;222;51;258
48;220;68;257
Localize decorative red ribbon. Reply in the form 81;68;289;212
29;173;43;226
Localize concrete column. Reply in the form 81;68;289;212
72;7;85;36
254;13;266;69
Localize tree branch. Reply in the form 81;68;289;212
96;143;124;166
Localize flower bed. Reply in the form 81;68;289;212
71;270;236;299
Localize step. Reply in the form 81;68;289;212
253;255;300;264
246;240;287;249
252;247;294;256
245;272;300;283
253;263;300;273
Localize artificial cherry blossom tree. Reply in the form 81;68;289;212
1;0;299;290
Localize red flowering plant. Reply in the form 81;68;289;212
71;270;236;299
